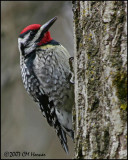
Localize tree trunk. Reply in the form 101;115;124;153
72;1;127;159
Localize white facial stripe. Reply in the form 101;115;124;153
30;28;43;45
18;32;36;55
25;43;36;54
18;38;22;54
18;28;43;56
18;32;31;45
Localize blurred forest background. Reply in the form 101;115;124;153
1;1;74;159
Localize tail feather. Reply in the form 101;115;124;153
57;128;69;154
39;103;69;153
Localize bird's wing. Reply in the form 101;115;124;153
32;45;73;153
34;45;74;112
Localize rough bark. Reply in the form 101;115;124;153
72;1;127;159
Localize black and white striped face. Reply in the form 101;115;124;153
18;28;40;57
18;17;57;57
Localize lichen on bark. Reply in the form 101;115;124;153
72;1;127;159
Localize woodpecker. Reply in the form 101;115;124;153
18;17;74;153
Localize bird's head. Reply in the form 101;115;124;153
18;16;57;57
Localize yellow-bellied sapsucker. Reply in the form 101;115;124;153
18;17;74;153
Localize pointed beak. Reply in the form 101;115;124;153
34;16;57;44
40;16;57;33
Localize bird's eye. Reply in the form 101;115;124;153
30;31;34;35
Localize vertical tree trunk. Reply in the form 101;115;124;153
72;1;127;159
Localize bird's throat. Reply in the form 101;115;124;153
38;31;53;46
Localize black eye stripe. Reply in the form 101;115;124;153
28;32;35;42
19;29;38;38
20;43;25;55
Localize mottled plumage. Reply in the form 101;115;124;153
18;17;74;153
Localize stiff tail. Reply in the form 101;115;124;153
39;103;69;153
